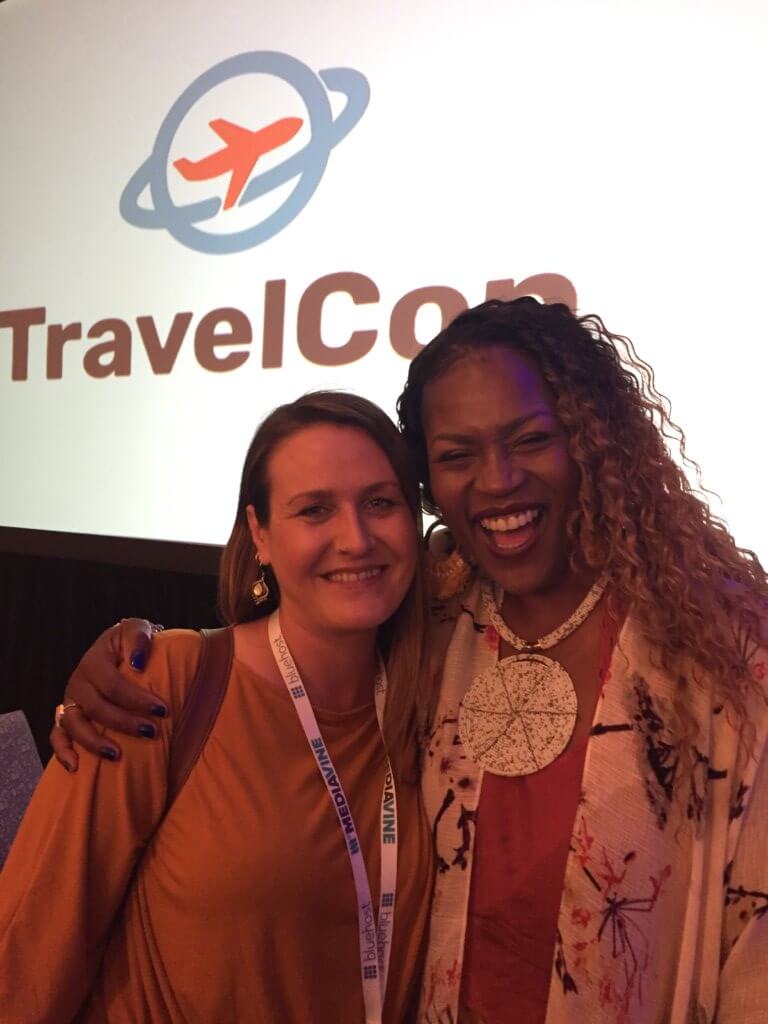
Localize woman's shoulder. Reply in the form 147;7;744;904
713;584;768;723
150;628;205;664
121;628;206;719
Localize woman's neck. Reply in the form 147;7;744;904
500;569;600;642
276;611;379;713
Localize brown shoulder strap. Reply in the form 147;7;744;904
165;626;233;814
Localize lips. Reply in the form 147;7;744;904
323;566;385;584
479;508;542;532
474;505;544;557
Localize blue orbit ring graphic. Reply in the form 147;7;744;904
120;51;370;255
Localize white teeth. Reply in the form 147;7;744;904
325;568;382;583
480;509;541;532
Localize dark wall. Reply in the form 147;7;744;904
0;529;220;761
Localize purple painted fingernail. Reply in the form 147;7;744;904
151;704;167;717
137;723;156;739
100;747;119;761
130;650;147;671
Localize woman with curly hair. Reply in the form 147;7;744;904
396;299;768;1024
49;299;767;1024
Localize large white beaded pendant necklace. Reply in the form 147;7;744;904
458;573;610;777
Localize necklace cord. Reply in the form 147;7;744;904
483;574;610;652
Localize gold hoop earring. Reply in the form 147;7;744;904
425;521;473;600
251;556;270;606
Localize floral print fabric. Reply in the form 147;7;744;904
418;578;768;1023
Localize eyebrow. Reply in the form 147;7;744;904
285;480;400;506
429;410;555;445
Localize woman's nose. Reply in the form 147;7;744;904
335;508;374;555
477;448;525;494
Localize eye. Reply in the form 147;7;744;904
366;496;399;514
296;504;330;520
435;449;472;464
517;432;552;447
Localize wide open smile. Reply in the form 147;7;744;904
476;506;544;556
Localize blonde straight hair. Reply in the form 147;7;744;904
218;391;429;779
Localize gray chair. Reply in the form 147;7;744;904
0;711;42;868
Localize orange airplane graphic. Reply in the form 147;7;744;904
173;116;303;210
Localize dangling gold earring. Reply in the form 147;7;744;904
251;555;270;605
425;521;473;600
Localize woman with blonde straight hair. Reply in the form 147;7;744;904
0;391;433;1023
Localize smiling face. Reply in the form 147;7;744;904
423;346;582;598
247;423;418;640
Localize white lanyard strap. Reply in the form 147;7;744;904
268;613;398;1024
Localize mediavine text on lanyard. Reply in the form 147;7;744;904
268;612;398;1024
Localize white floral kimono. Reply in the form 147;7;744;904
418;578;768;1023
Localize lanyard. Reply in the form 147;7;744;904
268;612;398;1024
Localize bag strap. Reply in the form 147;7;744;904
165;626;233;814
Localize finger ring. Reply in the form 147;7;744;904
54;702;80;728
150;623;164;634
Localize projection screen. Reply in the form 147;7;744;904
1;0;765;558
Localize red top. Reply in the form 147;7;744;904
460;736;589;1023
460;608;621;1024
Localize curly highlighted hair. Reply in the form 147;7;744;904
397;298;767;748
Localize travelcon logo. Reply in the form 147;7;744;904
120;52;370;255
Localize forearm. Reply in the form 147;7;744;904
0;724;170;1019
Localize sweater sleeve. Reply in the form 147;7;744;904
716;649;768;1024
0;630;201;1024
